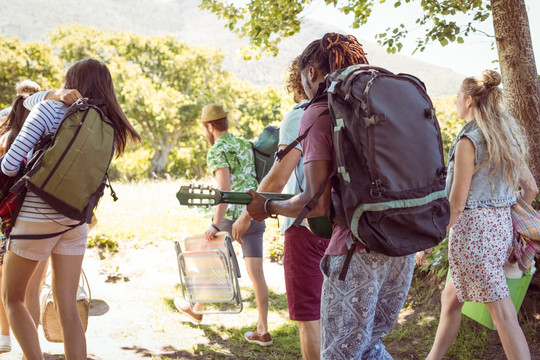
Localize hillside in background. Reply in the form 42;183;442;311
0;0;464;97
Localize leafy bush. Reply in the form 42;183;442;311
109;146;152;181
532;193;540;211
87;233;119;253
433;96;466;162
264;218;284;263
420;236;450;278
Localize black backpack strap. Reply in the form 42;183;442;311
275;108;330;162
292;168;336;227
339;241;357;281
10;219;84;240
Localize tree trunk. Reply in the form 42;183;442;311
491;0;540;184
148;147;171;178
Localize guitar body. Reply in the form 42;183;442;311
177;185;333;239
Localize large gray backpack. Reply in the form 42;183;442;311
326;65;449;275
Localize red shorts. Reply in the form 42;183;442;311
283;225;330;321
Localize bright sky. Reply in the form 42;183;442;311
304;0;540;77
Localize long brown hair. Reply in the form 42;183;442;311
0;80;41;156
64;59;141;156
298;33;369;74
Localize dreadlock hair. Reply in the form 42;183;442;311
298;32;369;74
286;56;308;102
461;69;527;190
0;80;41;156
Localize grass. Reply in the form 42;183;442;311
385;270;540;359
92;179;539;360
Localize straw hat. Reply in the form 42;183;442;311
200;103;228;123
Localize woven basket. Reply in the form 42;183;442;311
40;269;91;343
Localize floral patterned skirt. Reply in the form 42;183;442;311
449;206;513;303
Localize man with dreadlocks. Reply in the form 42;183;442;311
246;33;415;359
233;56;330;360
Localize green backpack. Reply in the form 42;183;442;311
10;99;116;235
252;126;279;183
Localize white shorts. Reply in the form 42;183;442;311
9;220;88;261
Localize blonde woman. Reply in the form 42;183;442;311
417;70;538;360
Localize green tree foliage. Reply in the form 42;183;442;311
200;0;490;57
0;36;61;108
433;96;466;162
47;24;287;178
202;0;540;185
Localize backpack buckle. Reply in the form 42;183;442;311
424;108;436;119
370;179;382;198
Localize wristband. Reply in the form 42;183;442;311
211;223;220;232
264;199;278;219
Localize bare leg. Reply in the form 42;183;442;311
485;296;530;360
298;320;321;360
244;257;269;334
0;268;9;336
26;259;49;327
2;251;42;360
51;253;86;360
426;280;464;360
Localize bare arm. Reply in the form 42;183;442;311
258;146;302;193
204;167;230;241
45;89;83;104
247;159;332;221
416;137;475;266
518;164;539;204
447;138;475;230
232;146;301;241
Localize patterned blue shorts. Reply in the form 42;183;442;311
320;251;414;359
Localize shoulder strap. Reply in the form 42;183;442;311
275;108;329;162
292;167;336;228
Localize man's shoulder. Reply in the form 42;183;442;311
304;100;328;117
301;100;330;127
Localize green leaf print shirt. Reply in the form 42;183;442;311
207;132;258;220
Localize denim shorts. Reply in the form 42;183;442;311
220;218;265;258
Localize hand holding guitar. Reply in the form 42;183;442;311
176;185;332;239
246;189;269;222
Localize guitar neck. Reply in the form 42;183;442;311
176;185;294;207
176;185;333;239
218;191;293;205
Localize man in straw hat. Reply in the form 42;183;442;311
174;103;272;346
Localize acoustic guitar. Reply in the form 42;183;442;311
176;184;333;239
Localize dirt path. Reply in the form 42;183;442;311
2;240;539;359
2;241;287;360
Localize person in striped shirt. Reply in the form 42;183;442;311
0;79;46;355
1;59;140;360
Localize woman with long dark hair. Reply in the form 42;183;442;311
1;59;140;360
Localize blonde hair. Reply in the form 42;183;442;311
461;69;527;189
15;79;41;96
